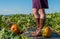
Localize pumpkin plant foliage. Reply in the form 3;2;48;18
0;12;60;39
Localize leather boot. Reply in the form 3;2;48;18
35;18;39;29
31;18;41;36
39;19;45;29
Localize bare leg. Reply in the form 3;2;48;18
32;8;39;18
32;8;40;28
31;8;41;36
38;9;46;29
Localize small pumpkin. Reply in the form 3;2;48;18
11;24;20;34
42;26;52;37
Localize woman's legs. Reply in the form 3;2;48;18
31;8;40;35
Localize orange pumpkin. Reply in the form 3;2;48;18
11;24;20;34
42;26;52;37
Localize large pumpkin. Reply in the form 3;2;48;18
11;24;20;34
42;26;52;37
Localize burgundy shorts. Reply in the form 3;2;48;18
32;0;48;9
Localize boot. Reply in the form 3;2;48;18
31;18;40;36
31;18;45;36
35;18;39;29
39;19;45;29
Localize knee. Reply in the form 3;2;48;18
40;14;45;19
32;8;37;14
32;8;39;18
38;9;45;19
